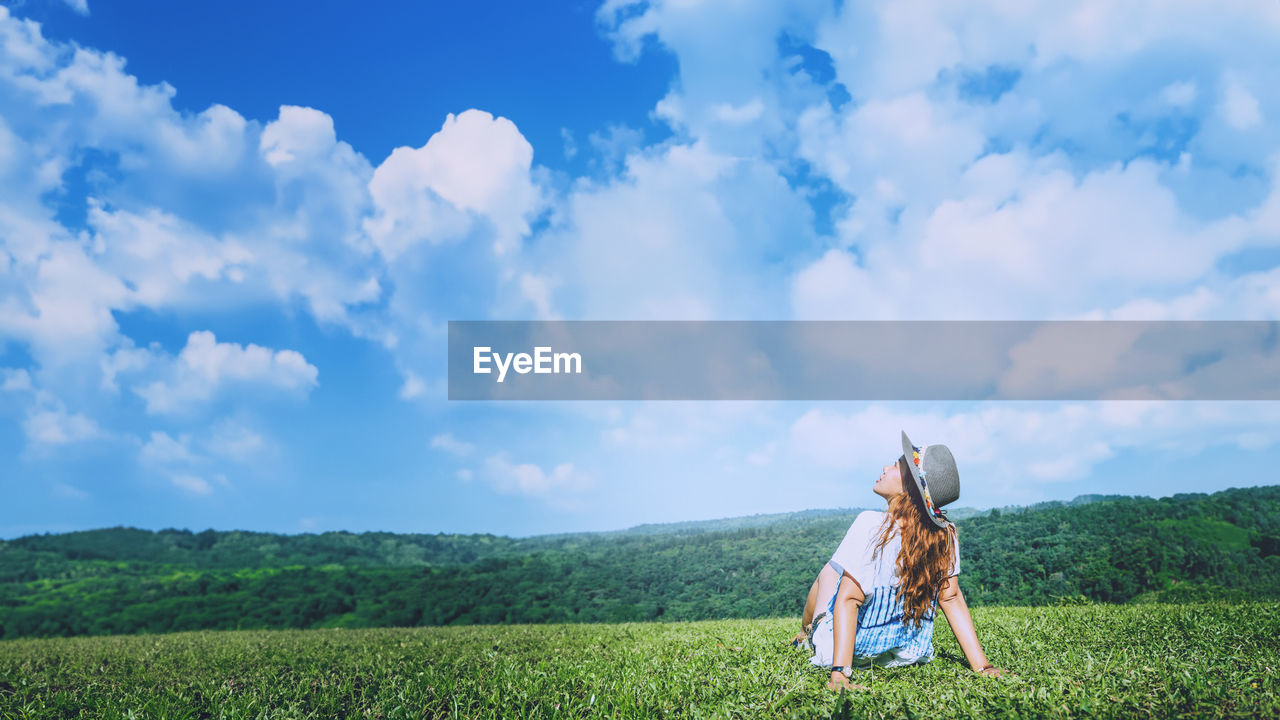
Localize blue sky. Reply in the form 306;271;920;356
2;0;1280;539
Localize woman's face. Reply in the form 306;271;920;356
873;458;906;500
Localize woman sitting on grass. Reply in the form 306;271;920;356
792;431;1010;690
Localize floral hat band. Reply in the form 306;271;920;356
911;444;947;523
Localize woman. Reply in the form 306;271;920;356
792;432;1010;690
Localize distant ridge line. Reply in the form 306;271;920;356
0;488;1256;543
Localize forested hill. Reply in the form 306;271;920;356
0;507;865;570
0;496;1122;571
1;486;1278;639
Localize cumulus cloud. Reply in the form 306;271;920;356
598;0;831;157
170;473;214;496
85;200;253;308
364;109;542;259
134;420;266;497
53;482;89;499
131;330;318;414
60;0;89;16
22;406;101;446
594;0;1280;325
429;432;475;456
785;401;1280;496
0;21;379;396
480;453;592;496
0;238;131;367
0;13;455;383
524;140;814;320
140;430;197;465
561;0;1280;520
1220;74;1262;130
1;368;32;392
204;419;267;462
0;9;549;419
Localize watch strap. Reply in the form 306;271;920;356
831;665;852;677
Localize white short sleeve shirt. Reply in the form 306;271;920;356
829;510;960;591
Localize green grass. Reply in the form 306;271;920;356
1;603;1277;719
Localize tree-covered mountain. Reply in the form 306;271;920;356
1;486;1277;639
0;508;872;573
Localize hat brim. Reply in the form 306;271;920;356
901;430;950;529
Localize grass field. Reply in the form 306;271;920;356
1;603;1277;719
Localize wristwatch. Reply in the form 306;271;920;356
831;665;852;677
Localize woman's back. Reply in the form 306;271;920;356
810;510;960;668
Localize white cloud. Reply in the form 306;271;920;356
364;109;542;259
23;406;101;446
746;441;776;466
785;401;1280;498
1;367;31;392
526;140;812;319
598;0;831;158
712;97;765;124
135;421;263;495
53;482;89;499
481;453;592;496
790;248;889;321
170;473;213;496
797;91;987;244
140;430;197;465
86;200;253;309
518;272;559;320
1;240;131;367
790;149;1262;320
592;0;1280;328
0;16;386;380
99;344;152;393
398;372;428;400
132;330;318;414
1221;74;1262;130
260;105;339;167
560;127;578;160
603;402;775;451
204;419;266;462
60;0;89;16
1161;80;1197;108
429;432;475;456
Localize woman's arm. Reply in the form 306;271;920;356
801;575;820;631
803;564;839;628
791;575;821;645
794;564;840;644
827;571;867;690
937;576;1010;677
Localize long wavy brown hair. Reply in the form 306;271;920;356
872;457;958;627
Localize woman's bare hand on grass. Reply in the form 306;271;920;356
826;674;869;691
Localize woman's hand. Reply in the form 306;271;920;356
826;673;869;691
939;578;1012;678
